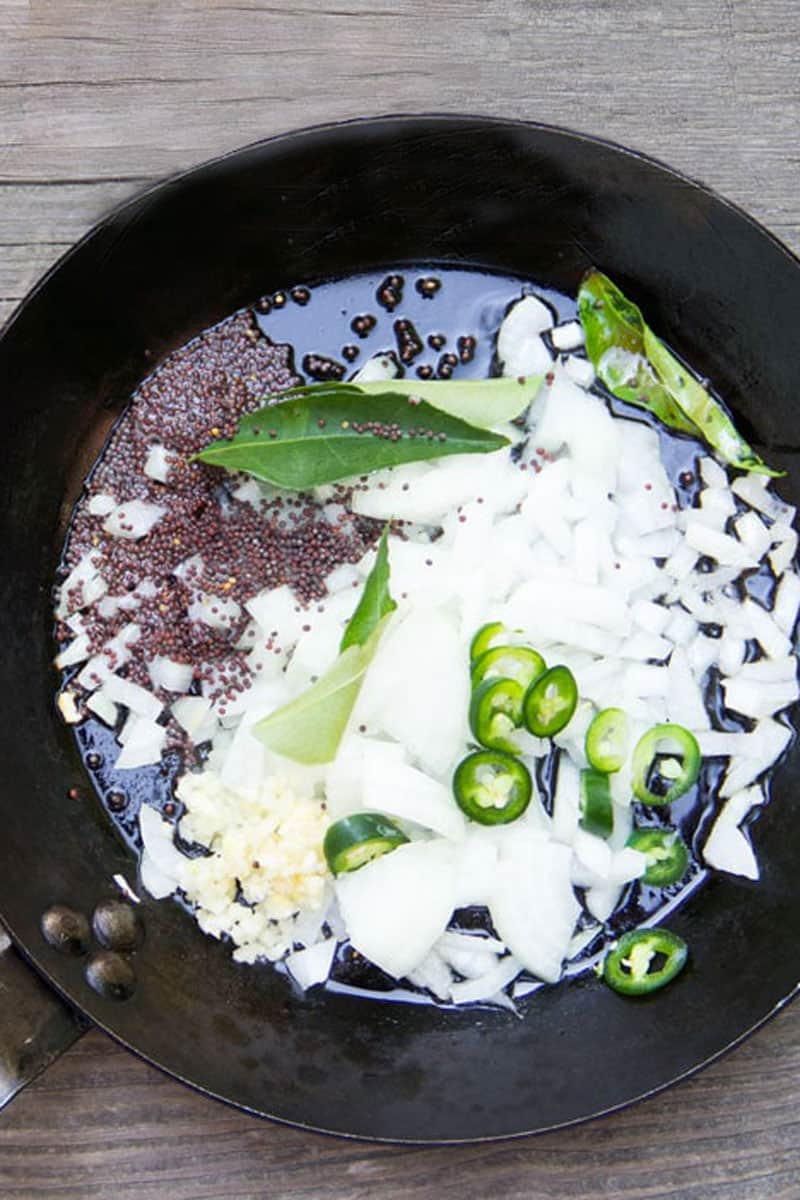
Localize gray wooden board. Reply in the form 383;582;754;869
1;1;799;1196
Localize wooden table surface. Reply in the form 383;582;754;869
2;2;800;1196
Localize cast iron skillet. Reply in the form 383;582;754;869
0;116;799;1142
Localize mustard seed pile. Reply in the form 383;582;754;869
56;311;378;743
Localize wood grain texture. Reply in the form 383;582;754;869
1;1;799;1196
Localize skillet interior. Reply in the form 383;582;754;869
0;115;799;1141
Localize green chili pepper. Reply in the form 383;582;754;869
631;724;701;806
471;644;547;691
452;750;532;825
579;769;614;838
523;665;578;738
469;621;507;663
585;707;629;773
603;928;688;996
627;828;690;887
323;813;409;876
469;677;525;754
577;270;782;475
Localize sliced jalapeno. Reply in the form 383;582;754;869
585;707;629;774
471;644;547;691
469;677;525;754
469;621;507;663
453;750;532;825
523;664;578;738
627;828;690;887
579;769;614;838
632;723;701;806
602;928;688;996
323;813;409;876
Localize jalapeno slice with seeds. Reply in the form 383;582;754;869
471;644;547;691
323;813;409;876
579;769;614;838
603;928;688;996
469;677;525;754
523;664;578;738
632;723;701;805
585;707;629;774
469;620;507;664
453;750;532;825
627;828;690;886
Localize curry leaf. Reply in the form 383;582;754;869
193;381;527;490
578;270;782;475
254;534;396;764
253;628;386;765
340;525;396;652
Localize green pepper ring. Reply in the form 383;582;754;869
603;928;688;996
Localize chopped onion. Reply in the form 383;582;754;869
103;499;165;540
143;443;174;483
285;939;337;990
115;718;168;769
147;656;194;693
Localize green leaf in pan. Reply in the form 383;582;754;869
577;269;783;476
339;525;396;653
193;376;542;491
254;528;397;764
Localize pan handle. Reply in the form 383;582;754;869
0;923;87;1109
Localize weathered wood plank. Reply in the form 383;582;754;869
0;1009;798;1200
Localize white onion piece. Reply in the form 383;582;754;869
453;833;500;907
171;695;217;742
497;295;554;378
351;353;399;383
140;851;177;900
770;531;798;576
585;882;624;923
86;689;118;727
722;676;799;719
488;837;579;983
143;444;173;483
741;598;792;660
407;948;454;1000
355;607;468;778
245;584;307;648
285;939;337;991
449;954;522;1005
324;735;408;821
735;656;798;684
720;720;792;797
684;522;757;569
324;562;361;594
54;632;91;669
362;761;465;841
562;355;595;388
101;674;162;720
55;551;104;618
188;592;242;632
550;320;585;351
87;492;117;516
698;457;728;488
335;840;458;980
734;511;772;559
139;803;184;882
703;786;764;879
718;637;746;678
103;499;165;540
667;646;710;730
148;656;194;693
772;572;800;636
437;930;507;956
116;718;167;769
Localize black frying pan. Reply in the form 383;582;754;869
0;116;799;1141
